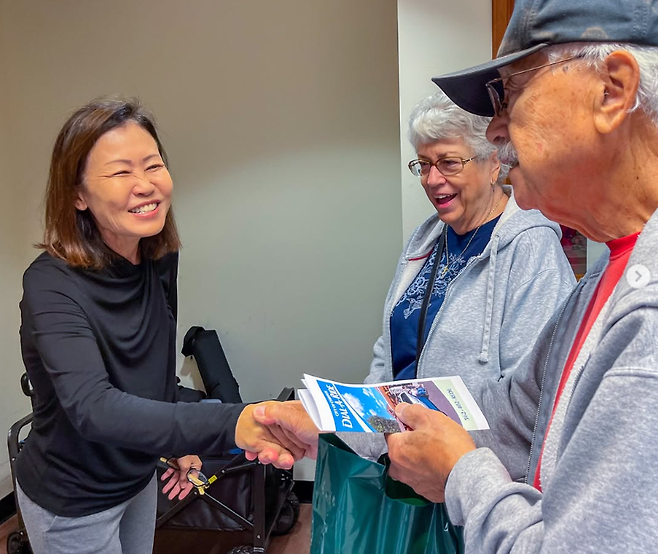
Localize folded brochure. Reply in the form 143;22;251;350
299;373;489;433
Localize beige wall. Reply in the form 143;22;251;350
0;0;402;493
0;15;33;497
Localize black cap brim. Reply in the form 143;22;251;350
432;43;548;116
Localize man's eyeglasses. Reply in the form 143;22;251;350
408;156;476;178
485;55;584;116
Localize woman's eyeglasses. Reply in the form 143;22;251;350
408;156;476;178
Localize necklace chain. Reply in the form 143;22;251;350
440;191;504;277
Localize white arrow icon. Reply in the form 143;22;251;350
626;264;650;289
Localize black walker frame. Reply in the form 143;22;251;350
155;389;297;554
6;375;34;554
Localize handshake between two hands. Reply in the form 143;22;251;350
162;399;476;504
237;399;477;504
237;400;319;469
160;400;318;502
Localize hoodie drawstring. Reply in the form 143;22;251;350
479;234;500;364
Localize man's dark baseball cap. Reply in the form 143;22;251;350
433;0;658;116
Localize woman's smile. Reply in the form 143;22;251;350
436;193;458;206
128;201;161;216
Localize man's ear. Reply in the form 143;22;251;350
594;50;640;134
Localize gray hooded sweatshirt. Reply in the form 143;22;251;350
363;189;575;477
446;207;658;552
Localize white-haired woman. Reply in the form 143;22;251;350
364;92;576;475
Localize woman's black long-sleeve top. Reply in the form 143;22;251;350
16;251;245;517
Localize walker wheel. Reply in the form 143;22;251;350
7;531;32;554
271;491;300;536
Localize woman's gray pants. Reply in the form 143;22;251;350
15;474;157;554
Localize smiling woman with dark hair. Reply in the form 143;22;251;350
15;97;311;554
39;99;180;268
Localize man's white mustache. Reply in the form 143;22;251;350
497;141;519;167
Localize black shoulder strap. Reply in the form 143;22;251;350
415;226;447;365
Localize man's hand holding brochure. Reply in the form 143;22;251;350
298;373;489;433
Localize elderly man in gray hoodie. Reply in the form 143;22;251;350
382;0;658;551
254;0;658;551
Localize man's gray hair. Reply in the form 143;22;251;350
546;43;658;126
408;91;508;180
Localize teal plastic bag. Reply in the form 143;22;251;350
311;434;464;554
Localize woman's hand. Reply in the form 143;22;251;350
160;455;202;501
